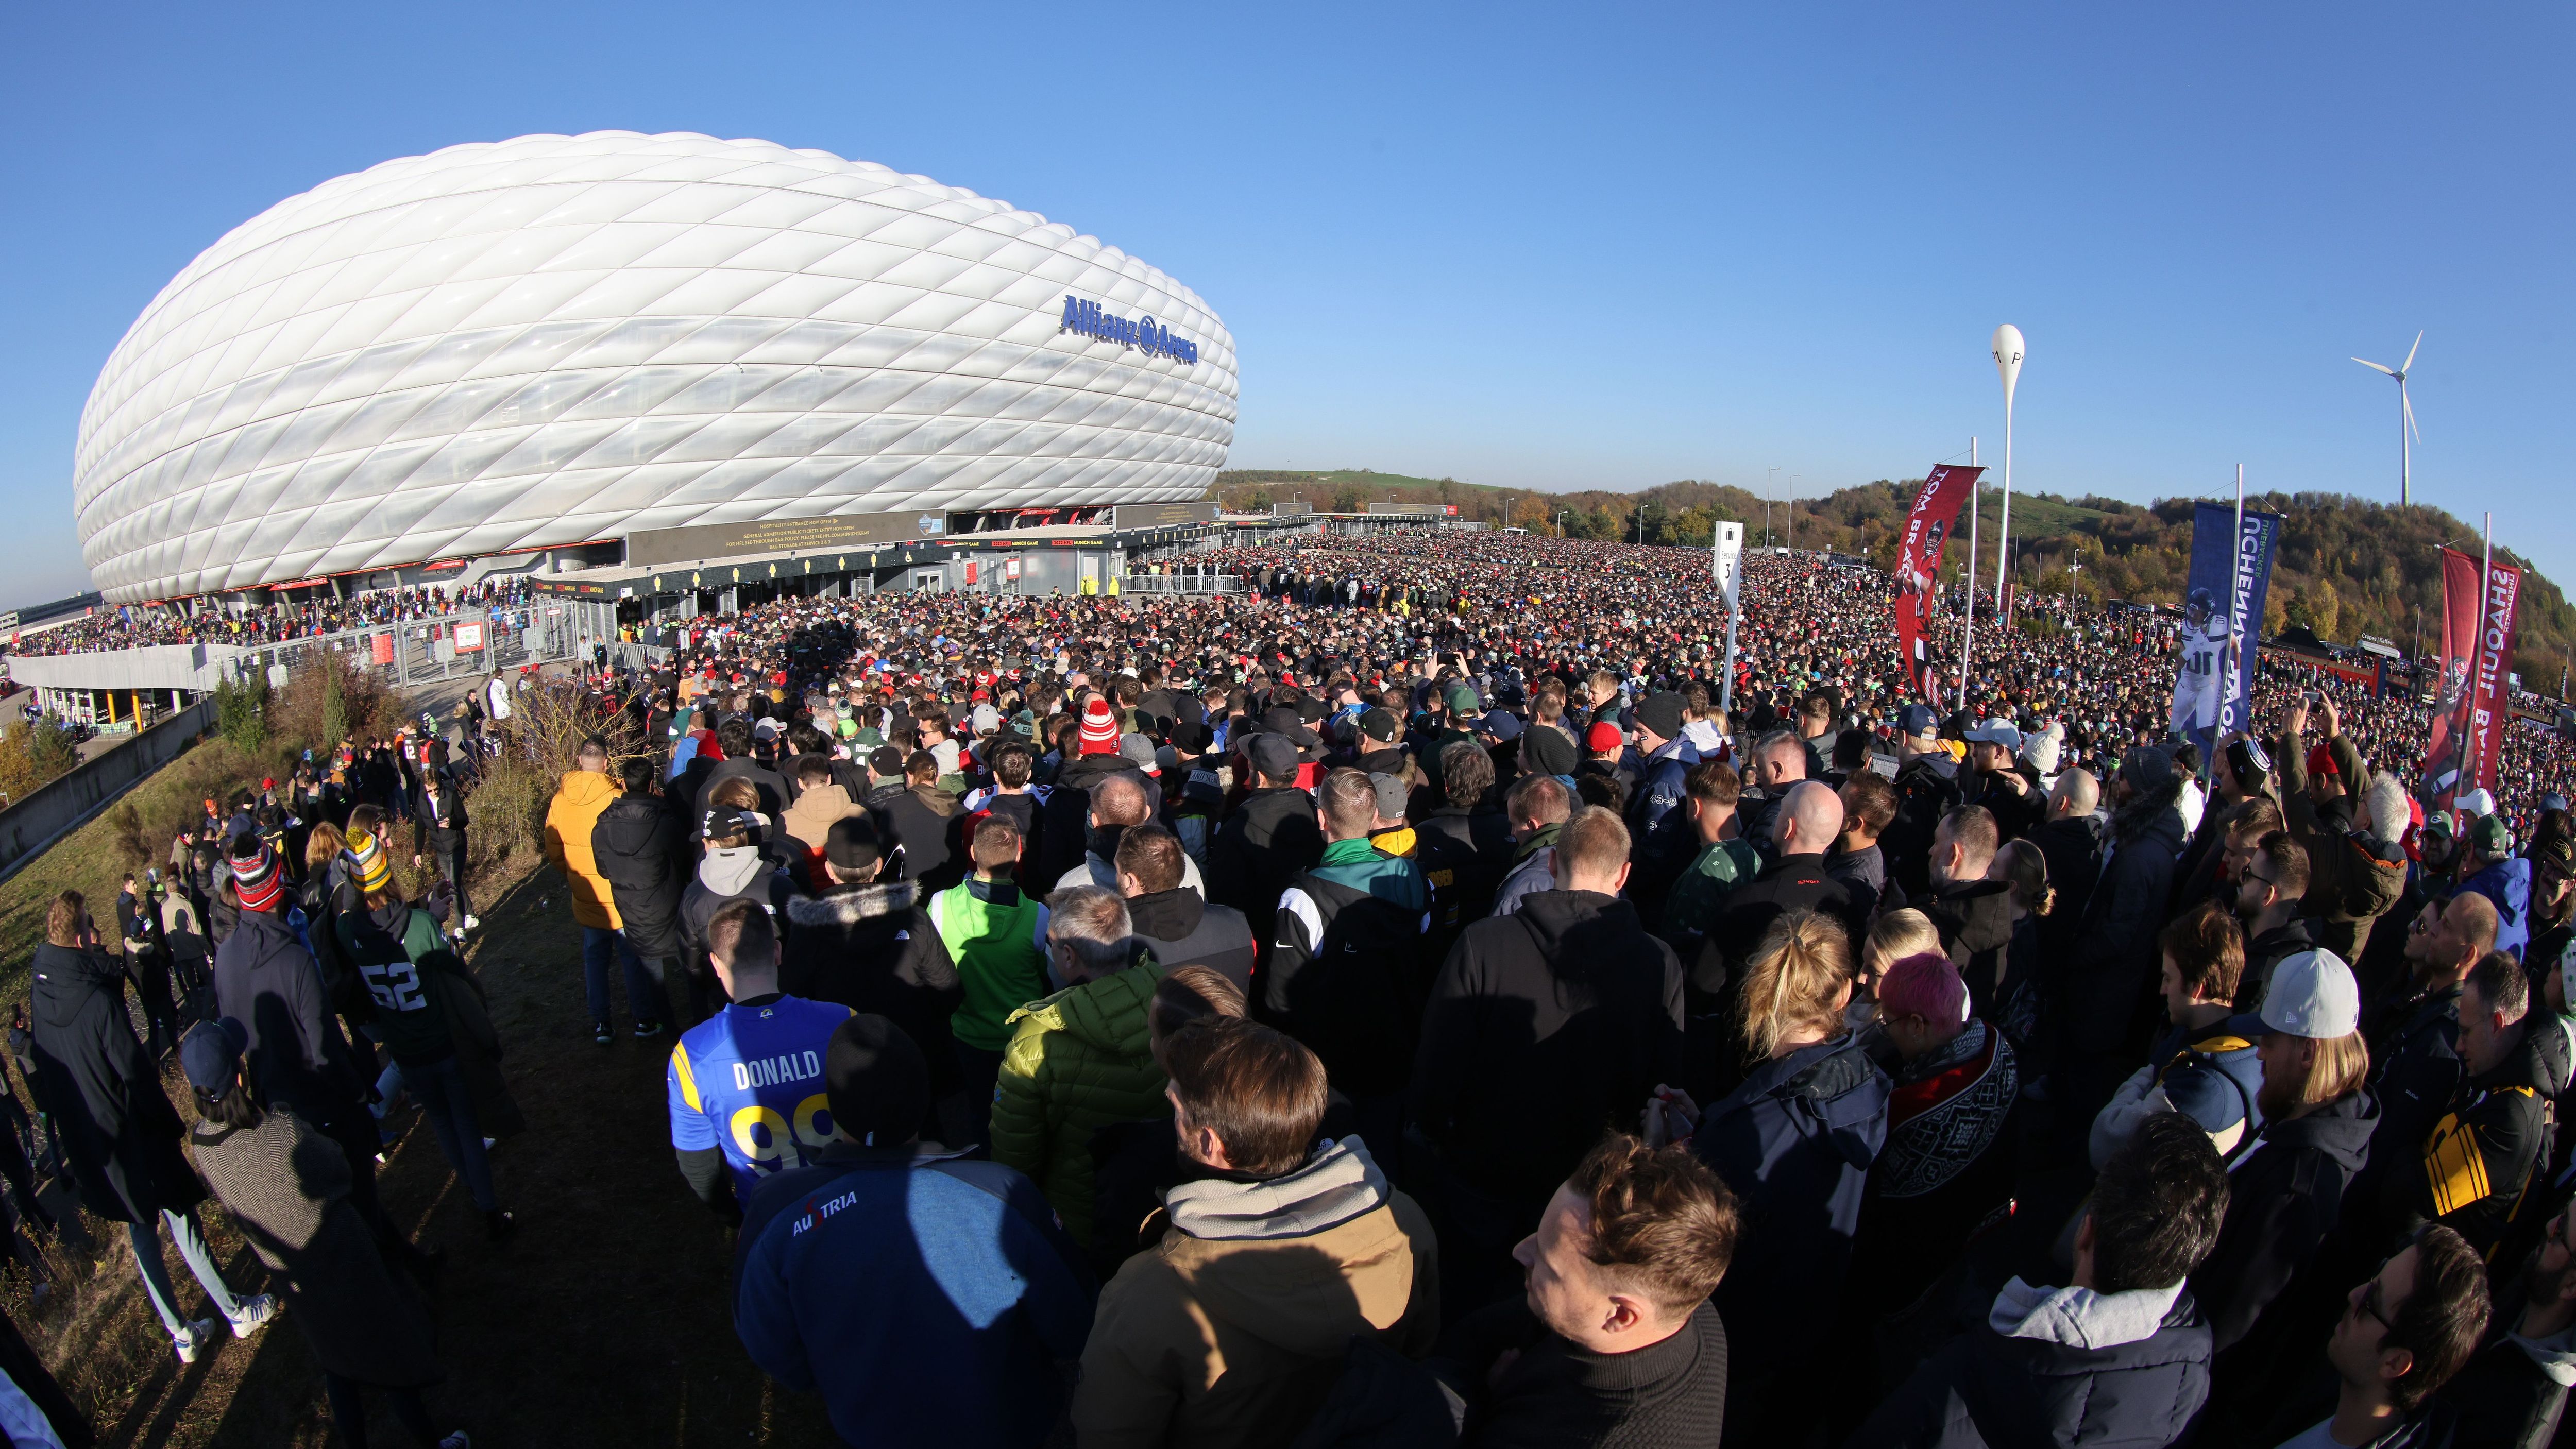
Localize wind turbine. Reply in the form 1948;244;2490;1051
2351;332;2422;507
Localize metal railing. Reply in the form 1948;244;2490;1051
235;599;623;689
1119;573;1249;596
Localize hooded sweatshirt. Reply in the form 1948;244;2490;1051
778;782;862;886
1073;1136;1439;1449
680;844;782;967
542;769;623;929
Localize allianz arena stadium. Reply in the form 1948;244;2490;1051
71;131;1238;604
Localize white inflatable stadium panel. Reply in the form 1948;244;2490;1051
72;131;1238;602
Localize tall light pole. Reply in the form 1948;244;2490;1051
1992;325;2025;618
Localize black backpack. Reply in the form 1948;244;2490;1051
1266;873;1427;1099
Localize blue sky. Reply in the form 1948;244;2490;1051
3;3;2568;604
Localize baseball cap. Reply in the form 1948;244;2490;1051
2423;810;2457;841
1586;721;1625;754
1965;719;2023;753
1897;704;1940;740
1371;772;1409;821
700;808;764;842
1477;710;1524;742
2467;813;2513;856
180;1017;249;1096
2304;742;2340;780
1358;708;1399;744
2457;787;2498;819
2163;1067;2249;1145
869;745;906;777
1246;732;1299;783
824;1013;931;1149
2259;949;2363;1039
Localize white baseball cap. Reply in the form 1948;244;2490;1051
2259;949;2362;1039
2456;787;2498;820
1966;719;2023;752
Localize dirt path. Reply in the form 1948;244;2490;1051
19;854;837;1447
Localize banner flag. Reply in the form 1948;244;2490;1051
2421;548;2494;807
2468;557;2524;801
2170;501;2282;758
1892;464;1984;707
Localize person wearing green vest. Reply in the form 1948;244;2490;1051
989;887;1166;1249
927;817;1049;1148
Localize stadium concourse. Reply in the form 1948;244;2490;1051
18;529;2576;1447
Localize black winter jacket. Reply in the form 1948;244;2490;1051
1207;785;1324;940
213;906;370;1123
778;881;962;1095
1124;888;1256;993
2065;780;2189;1056
591;792;690;960
27;943;204;1223
1033;752;1133;890
1919;879;2018;1024
1412;890;1686;1209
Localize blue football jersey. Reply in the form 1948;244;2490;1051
667;995;854;1201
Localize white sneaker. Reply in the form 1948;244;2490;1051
173;1316;219;1363
227;1293;280;1338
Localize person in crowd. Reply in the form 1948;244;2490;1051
990;887;1166;1249
2189;948;2379;1445
2236;830;2318;1013
778;754;865;889
1883;704;1964;901
1647;907;1888;1446
2059;745;2192;1124
679;780;791;968
1962;719;2047;844
1072;1017;1438;1447
1704;779;1856;1010
410;747;474;937
333;842;519;1244
1853;1112;2228;1449
592;756;699;1031
873;748;967;892
1207;731;1325;945
1116;825;1255;991
28;892;279;1364
2089;901;2265;1169
2275;1224;2489;1449
2281;700;2411;967
1085;966;1253;1278
2344;893;2492;1251
1414;806;1687;1316
544;736;663;1046
2443;1195;2576;1449
1917;805;2016;1022
215;831;433;1273
1850;951;2020;1333
667;900;852;1220
1493;769;1575;919
1828;769;1901;915
116;871;180;1061
2458;813;2536;965
1055;771;1209;896
1430;1134;1735;1447
1622;691;1701;920
733;1012;1093;1447
1267;767;1431;1144
1662;758;1761;947
180;1020;469;1449
779;815;969;1141
1413;739;1513;953
1037;696;1136;886
2392;949;2564;1257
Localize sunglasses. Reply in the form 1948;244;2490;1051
2353;1276;2394;1335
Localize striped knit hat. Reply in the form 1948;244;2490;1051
230;837;284;913
345;831;393;895
1078;696;1121;755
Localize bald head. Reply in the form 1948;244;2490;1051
2050;768;2100;820
1774;780;1845;856
1089;773;1149;828
2448;891;2501;958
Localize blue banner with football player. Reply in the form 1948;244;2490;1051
2170;500;2283;758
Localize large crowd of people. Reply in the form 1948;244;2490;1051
15;529;2576;1448
6;576;545;656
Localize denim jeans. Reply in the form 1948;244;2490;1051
401;1054;498;1212
130;1207;246;1337
581;925;657;1026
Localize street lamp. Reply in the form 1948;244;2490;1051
1992;325;2025;615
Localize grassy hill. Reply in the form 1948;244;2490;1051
1213;469;2576;697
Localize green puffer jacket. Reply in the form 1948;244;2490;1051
989;951;1168;1248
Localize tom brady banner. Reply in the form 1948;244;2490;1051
2170;501;2281;759
1891;464;1983;707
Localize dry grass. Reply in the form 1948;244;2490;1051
4;701;834;1447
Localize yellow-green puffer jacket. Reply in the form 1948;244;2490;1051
989;953;1168;1248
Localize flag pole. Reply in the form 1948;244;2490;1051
1961;438;1979;708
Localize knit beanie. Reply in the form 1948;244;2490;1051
345;831;393;895
1877;951;1969;1025
1079;697;1121;755
230;837;284;913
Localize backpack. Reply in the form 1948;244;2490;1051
1267;873;1426;1099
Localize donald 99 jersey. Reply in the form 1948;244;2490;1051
667;995;855;1202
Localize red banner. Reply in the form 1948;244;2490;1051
2419;549;2480;805
2467;556;2524;804
1892;464;1984;707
